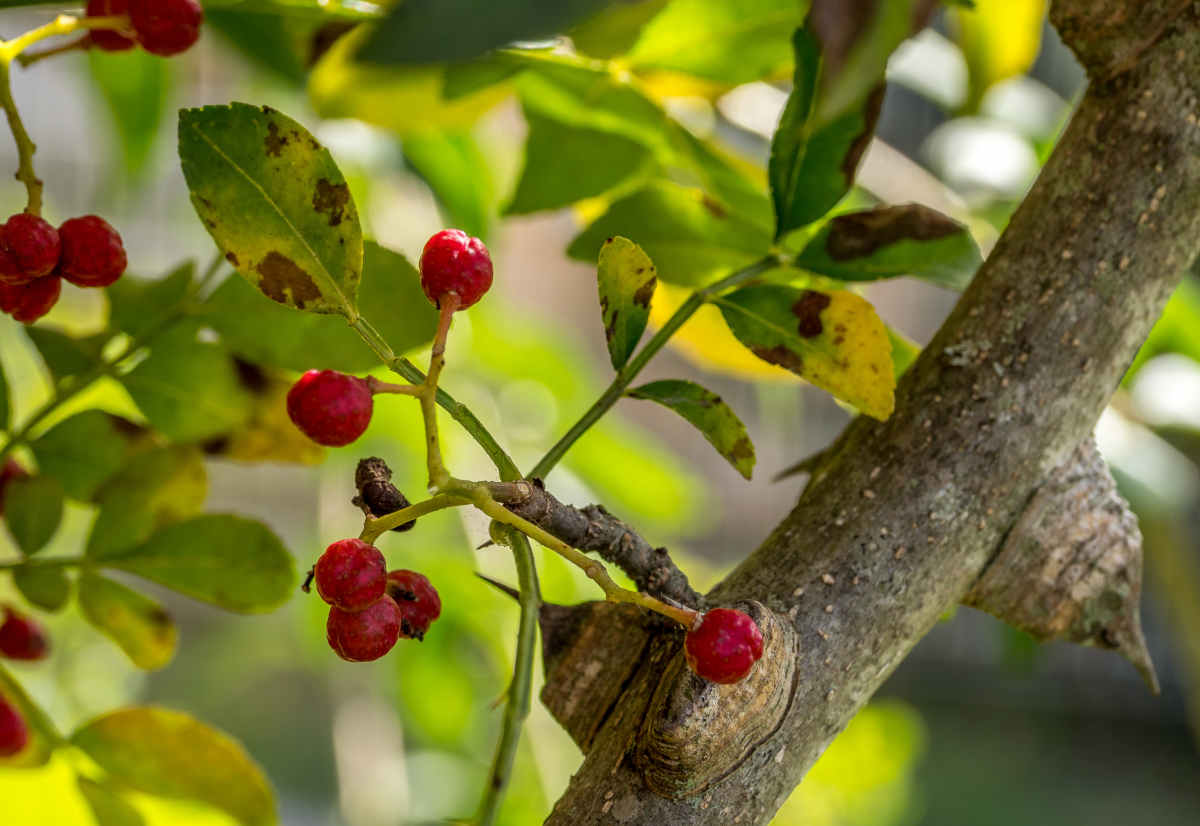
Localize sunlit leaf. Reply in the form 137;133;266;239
569;181;772;286
12;566;71;613
78;572;177;671
88;49;171;176
120;325;254;444
794;204;981;290
105;515;296;613
71;707;276;826
628;379;755;478
626;0;805;84
77;776;146;826
596;236;657;369
715;284;895;418
30;411;144;501
106;263;194;340
179;103;362;317
951;0;1047;109
3;476;64;555
404;130;495;239
357;0;613;65
86;447;208;560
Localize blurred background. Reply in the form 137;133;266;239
1;1;1199;824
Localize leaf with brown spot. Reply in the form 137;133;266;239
179;103;362;317
597;237;658;370
715;284;895;419
78;571;178;671
628;379;756;479
795;203;982;290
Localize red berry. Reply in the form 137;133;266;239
86;0;135;52
314;538;387;612
0;459;29;516
386;570;441;641
128;0;203;57
684;608;763;684
58;216;127;288
0;244;25;286
419;229;493;309
286;370;373;447
1;275;61;324
0;607;50;661
2;214;60;281
0;698;29;758
326;596;403;662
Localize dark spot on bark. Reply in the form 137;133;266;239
826;203;963;260
225;251;239;267
256;251;321;308
792;290;832;338
701;195;727;219
753;345;805;374
265;122;287;157
840;84;886;184
633;275;657;308
233;357;270;395
313;178;350;227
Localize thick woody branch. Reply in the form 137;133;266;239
546;2;1200;822
488;479;704;609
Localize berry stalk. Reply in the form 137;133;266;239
420;295;459;490
357;493;470;544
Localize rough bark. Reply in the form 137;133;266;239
544;2;1200;822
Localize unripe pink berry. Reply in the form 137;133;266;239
386;570;441;641
314;538;387;612
286;370;373;447
684;608;763;684
419;229;493;309
58;215;127;288
326;596;403;662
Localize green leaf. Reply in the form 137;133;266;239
506;100;654;215
206;11;309;86
403;130;495;239
570;0;671;58
88;49;171;176
794;204;982;290
78;572;177;671
24;327;107;382
627;379;755;478
86;447;208;560
30;411;142;501
106;263;194;339
626;0;805;84
77;776;146;826
71;707;277;826
0;665;59;767
203;242;438;372
357;0;613;65
12;566;71;612
0;354;8;431
119;324;254;444
4;476;64;555
104;515;295;613
888;326;920;379
569;181;772;286
178;103;362;317
770;28;884;237
715;284;895;419
597;237;657;369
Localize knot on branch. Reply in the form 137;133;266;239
353;457;415;532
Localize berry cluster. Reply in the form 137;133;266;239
684;608;764;684
0;213;127;324
0;606;51;758
313;539;441;662
87;0;204;56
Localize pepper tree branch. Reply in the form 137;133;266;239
544;2;1200;822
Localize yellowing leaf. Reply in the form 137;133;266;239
78;572;177;672
714;285;895;418
952;0;1048;108
597;236;658;369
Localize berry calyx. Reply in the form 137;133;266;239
386;570;441;641
0;459;29;516
86;0;135;52
684;608;764;685
286;370;374;447
419;229;493;310
0;607;50;661
0;275;61;324
58;215;127;288
314;538;387;612
0;698;29;758
128;0;203;57
2;213;60;281
326;596;403;662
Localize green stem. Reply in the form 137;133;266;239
0;555;83;572
528;255;778;479
358;493;469;544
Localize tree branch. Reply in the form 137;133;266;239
545;2;1200;822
